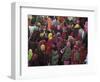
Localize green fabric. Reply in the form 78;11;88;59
32;26;38;31
51;50;59;65
62;47;71;61
31;17;36;24
75;51;80;61
28;49;33;61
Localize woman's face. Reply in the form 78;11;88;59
76;19;80;24
40;44;45;51
66;41;71;48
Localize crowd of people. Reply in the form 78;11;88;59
28;15;88;66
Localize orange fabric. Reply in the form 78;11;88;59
47;17;52;30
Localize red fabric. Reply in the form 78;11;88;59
71;50;79;64
45;39;53;55
79;47;87;63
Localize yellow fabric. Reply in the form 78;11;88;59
48;33;53;40
74;24;80;29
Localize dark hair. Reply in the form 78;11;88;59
79;17;88;29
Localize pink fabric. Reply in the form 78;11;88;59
64;61;70;65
